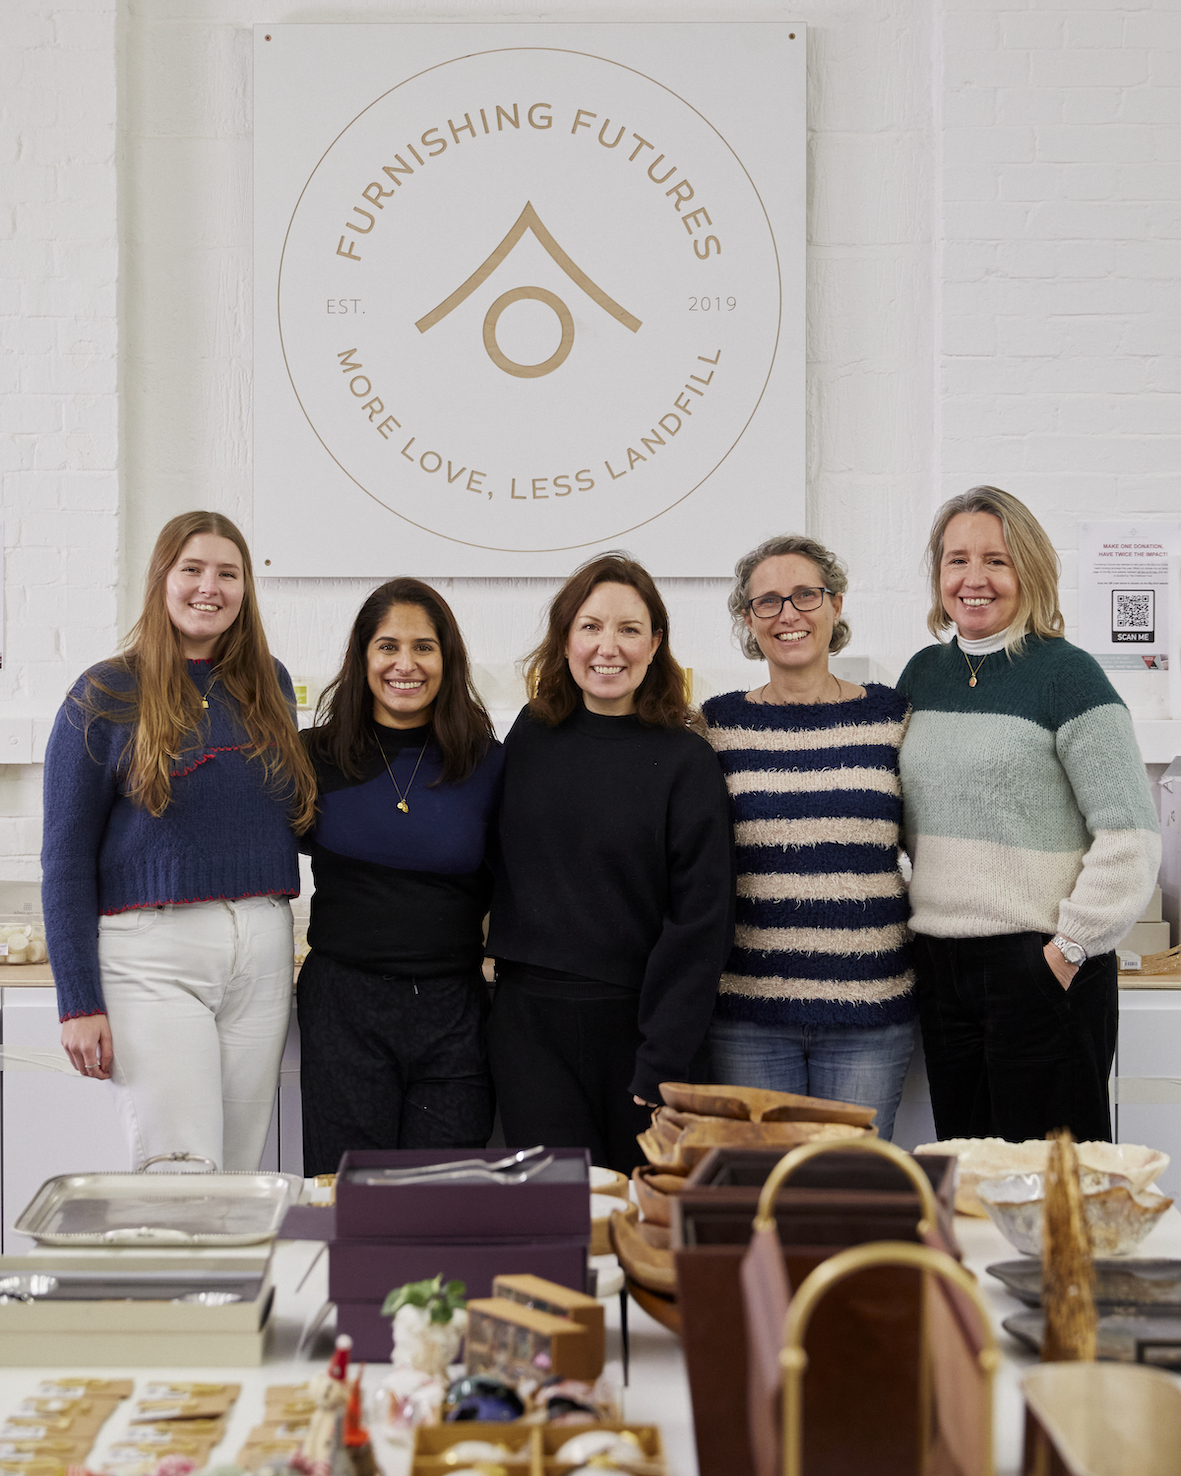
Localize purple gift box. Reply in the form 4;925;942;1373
331;1238;590;1361
328;1148;592;1362
334;1148;591;1241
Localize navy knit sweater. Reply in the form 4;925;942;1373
42;659;302;1021
303;724;504;978
702;684;915;1028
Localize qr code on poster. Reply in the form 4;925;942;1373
1112;588;1154;640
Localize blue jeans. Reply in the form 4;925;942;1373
708;1015;916;1142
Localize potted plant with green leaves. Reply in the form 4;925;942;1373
381;1274;468;1375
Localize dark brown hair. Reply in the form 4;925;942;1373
307;578;495;784
527;552;691;728
77;510;317;831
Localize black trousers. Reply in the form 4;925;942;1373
487;966;655;1176
297;951;494;1177
912;930;1118;1143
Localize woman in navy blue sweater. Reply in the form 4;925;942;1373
298;579;502;1176
42;511;317;1170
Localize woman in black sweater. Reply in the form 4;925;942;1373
488;553;734;1174
298;579;502;1175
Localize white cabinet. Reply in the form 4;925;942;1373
0;987;303;1252
1;987;126;1252
1115;988;1181;1200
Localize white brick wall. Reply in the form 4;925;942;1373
938;0;1181;674
3;0;1179;880
2;1;120;875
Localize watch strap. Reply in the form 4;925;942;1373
1051;934;1086;965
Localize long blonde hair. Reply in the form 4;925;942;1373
925;486;1065;653
78;511;317;831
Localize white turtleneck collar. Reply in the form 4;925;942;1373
955;625;1018;656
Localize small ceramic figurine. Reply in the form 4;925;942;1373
297;1335;353;1474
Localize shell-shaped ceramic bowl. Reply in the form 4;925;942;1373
977;1171;1173;1257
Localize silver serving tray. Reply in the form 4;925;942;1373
14;1171;301;1246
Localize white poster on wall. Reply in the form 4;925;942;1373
253;24;805;576
1078;520;1181;672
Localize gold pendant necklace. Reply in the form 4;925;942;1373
377;732;428;814
200;669;217;709
963;650;988;688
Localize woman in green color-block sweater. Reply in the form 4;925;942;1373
898;487;1159;1143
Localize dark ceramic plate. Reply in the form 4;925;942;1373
1003;1309;1181;1369
988;1259;1181;1312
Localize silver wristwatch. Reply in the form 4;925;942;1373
1051;934;1086;966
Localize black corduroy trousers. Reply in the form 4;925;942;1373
912;930;1118;1143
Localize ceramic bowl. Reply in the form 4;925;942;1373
977;1172;1173;1257
914;1138;1171;1218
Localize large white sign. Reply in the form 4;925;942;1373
254;25;804;575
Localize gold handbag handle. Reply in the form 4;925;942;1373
752;1136;940;1236
779;1239;998;1476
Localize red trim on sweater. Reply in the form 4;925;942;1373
60;1008;106;1021
169;745;247;779
101;889;296;916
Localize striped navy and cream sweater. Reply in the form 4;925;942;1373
702;684;915;1028
897;636;1160;955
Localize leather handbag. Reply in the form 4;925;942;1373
741;1139;995;1476
675;1141;957;1476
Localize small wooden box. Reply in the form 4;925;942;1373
465;1297;594;1382
410;1421;540;1476
492;1273;605;1377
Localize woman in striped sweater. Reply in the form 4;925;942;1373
702;535;915;1140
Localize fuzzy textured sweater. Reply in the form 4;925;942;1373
42;659;302;1021
897;637;1160;955
702;684;915;1028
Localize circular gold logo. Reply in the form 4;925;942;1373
278;47;781;553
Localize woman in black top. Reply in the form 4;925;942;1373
488;553;733;1174
298;579;502;1175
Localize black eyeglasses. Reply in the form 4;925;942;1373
746;588;835;618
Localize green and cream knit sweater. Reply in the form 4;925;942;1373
897;636;1159;956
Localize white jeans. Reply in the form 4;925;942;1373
98;896;294;1171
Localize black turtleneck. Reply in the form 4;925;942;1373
488;703;734;1102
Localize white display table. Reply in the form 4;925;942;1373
0;1211;1177;1475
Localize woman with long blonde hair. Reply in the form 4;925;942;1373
42;511;317;1170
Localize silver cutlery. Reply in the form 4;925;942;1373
357;1145;546;1183
357;1154;555;1187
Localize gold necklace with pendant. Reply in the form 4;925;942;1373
963;650;988;688
377;732;428;814
200;668;218;709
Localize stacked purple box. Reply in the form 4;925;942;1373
330;1147;591;1360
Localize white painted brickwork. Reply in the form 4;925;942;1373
2;0;1178;880
939;0;1181;648
3;1;120;876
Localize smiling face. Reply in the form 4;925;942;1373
565;581;662;717
940;511;1021;639
744;553;841;677
164;534;246;659
367;603;443;728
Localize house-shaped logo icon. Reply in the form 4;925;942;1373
416;202;642;379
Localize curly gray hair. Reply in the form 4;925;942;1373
728;534;852;660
